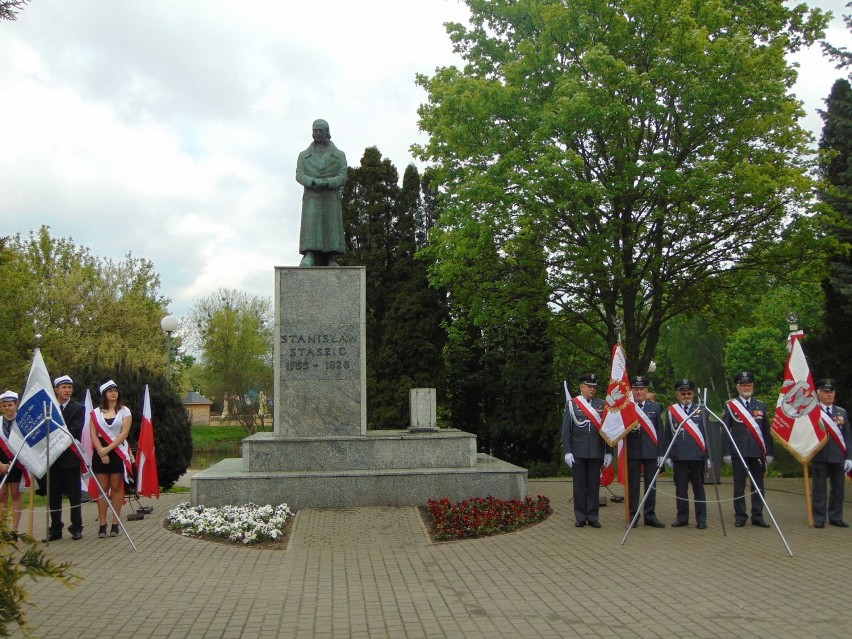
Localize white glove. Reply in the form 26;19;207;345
845;459;852;473
706;458;713;472
603;453;612;467
657;457;664;467
564;453;575;467
766;456;774;465
665;458;673;468
723;455;732;465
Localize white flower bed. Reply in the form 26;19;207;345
166;502;294;544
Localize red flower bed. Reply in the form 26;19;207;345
426;495;551;541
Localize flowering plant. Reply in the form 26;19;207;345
166;502;294;545
426;495;551;541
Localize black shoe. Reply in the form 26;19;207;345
575;521;586;528
588;521;601;528
752;520;770;528
42;532;62;542
735;521;746;527
645;520;665;528
671;521;688;527
110;524;120;537
829;520;849;528
71;530;83;540
98;525;107;538
631;521;638;528
696;522;707;529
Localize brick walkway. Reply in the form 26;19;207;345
7;478;852;638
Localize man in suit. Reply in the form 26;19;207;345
665;379;708;529
810;378;852;528
627;376;665;528
296;119;348;267
47;374;85;541
722;371;773;528
563;373;612;528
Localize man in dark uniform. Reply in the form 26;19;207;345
665;379;708;529
562;373;612;528
811;378;852;528
46;374;85;541
627;376;665;528
722;371;773;528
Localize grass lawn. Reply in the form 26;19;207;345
191;424;256;452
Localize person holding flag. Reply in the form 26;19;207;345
810;379;852;528
562;373;612;528
45;375;85;541
90;380;132;538
627;376;665;528
722;371;773;528
0;391;25;540
666;379;708;529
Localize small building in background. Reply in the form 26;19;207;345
183;390;213;426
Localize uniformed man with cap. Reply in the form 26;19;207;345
722;371;773;528
811;378;852;528
665;379;708;528
46;374;86;541
562;373;612;528
628;376;665;527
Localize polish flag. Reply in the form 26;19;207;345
771;332;826;463
136;385;159;498
601;344;637;446
79;390;100;499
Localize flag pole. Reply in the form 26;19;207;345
622;443;630;524
27;476;34;537
803;462;814;527
698;388;727;537
44;400;51;544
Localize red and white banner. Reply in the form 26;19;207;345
572;396;602;429
668;404;706;452
601;344;637;446
771;332;826;463
136;385;159;498
726;399;767;454
79;390;100;499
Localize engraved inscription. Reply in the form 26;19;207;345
280;327;358;380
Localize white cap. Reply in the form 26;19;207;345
99;380;118;395
53;374;73;387
0;390;19;403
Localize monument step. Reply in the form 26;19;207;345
241;429;477;472
191;454;528;509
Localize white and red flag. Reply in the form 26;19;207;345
601;344;637;446
79;389;100;499
771;332;826;463
136;385;159;498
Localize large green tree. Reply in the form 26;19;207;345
0;226;173;391
416;0;829;374
187;289;272;434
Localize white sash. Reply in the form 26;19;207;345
573;396;602;430
91;408;133;480
635;405;659;445
726;399;767;454
820;410;848;456
668;404;705;452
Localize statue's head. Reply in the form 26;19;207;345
312;119;331;143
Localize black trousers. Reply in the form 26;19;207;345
48;465;83;534
572;457;602;524
732;456;766;522
811;461;846;524
628;458;659;521
673;460;706;524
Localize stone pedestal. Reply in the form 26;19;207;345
192;266;527;509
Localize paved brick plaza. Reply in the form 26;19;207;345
9;478;851;638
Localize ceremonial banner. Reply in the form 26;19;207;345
601;344;637;446
771;333;826;463
7;350;72;477
79;390;100;498
136;385;160;498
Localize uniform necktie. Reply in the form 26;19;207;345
826;406;833;418
744;400;750;412
638;403;644;411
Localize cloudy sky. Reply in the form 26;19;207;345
1;0;848;321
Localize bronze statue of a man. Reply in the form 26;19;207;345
296;119;348;267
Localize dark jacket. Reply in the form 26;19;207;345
562;397;612;460
665;403;706;462
627;400;664;460
722;398;773;459
812;405;852;464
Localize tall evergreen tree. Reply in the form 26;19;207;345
809;79;852;395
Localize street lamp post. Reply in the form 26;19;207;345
160;315;179;378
